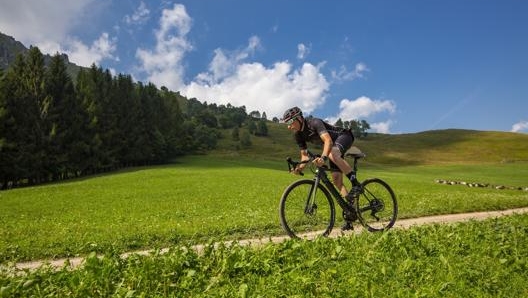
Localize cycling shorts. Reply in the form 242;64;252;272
329;131;354;171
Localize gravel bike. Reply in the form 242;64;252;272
279;149;398;239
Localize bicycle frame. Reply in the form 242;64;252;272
288;151;359;214
311;166;351;213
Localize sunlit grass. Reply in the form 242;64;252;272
1;154;527;262
2;214;527;297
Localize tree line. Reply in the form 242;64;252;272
1;46;371;189
334;118;370;138
0;47;263;189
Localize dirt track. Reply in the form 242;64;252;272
5;207;528;272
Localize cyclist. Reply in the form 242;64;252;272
282;106;357;230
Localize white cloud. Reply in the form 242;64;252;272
511;121;528;133
64;33;118;67
297;43;310;60
338;96;396;119
133;4;329;118
124;1;150;25
326;96;397;133
135;3;193;90
182;61;329;119
331;62;369;82
0;0;93;46
371;120;394;134
197;36;261;84
37;32;118;67
0;0;118;67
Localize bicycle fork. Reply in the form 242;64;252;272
304;175;321;215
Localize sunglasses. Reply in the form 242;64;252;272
285;117;297;125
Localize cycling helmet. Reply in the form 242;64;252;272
282;106;303;122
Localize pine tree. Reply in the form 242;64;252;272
256;120;268;136
232;127;240;141
75;65;105;174
334;118;344;128
24;47;48;183
0;65;17;188
44;53;88;179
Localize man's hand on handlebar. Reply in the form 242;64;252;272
292;162;307;175
287;151;322;175
313;156;326;167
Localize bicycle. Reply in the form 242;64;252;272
279;149;398;239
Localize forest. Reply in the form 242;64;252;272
0;45;371;189
0;47;266;189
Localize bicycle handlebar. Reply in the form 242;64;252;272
286;150;323;176
286;157;309;176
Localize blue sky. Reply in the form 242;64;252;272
1;0;527;134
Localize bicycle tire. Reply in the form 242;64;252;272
356;178;398;232
279;179;335;239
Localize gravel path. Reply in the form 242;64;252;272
4;207;528;272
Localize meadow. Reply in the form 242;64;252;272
1;155;527;263
1;212;527;297
1;127;528;296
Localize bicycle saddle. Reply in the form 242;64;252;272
345;146;366;159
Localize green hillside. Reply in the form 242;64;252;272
213;123;528;166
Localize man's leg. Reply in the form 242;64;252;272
331;171;348;197
328;147;352;174
328;147;357;231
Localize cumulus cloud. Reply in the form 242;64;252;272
183;60;329;119
1;1;391;127
63;33;118;67
124;1;150;25
0;0;118;67
196;36;261;84
511;121;528;133
297;43;310;60
338;96;396;119
37;33;118;68
0;0;92;46
331;62;369;82
326;96;397;133
132;4;329;118
135;3;193;90
370;120;394;134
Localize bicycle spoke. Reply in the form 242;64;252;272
279;180;335;238
356;178;398;232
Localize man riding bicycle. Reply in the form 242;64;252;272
282;106;358;230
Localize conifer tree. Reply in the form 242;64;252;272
44;53;86;179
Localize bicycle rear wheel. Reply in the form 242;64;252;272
279;180;335;239
356;178;397;232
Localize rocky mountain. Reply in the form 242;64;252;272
0;31;84;78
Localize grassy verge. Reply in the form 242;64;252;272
1;155;527;263
1;214;527;297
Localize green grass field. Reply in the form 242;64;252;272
1;154;527;263
1;127;528;296
2;213;528;297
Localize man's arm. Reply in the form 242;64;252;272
313;132;333;167
319;132;333;158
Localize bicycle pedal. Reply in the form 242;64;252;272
343;210;358;222
341;221;354;231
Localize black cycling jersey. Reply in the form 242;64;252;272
294;117;348;150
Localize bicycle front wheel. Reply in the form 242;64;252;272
279;179;335;239
356;178;398;232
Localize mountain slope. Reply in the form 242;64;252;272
0;31;84;78
214;124;528;166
